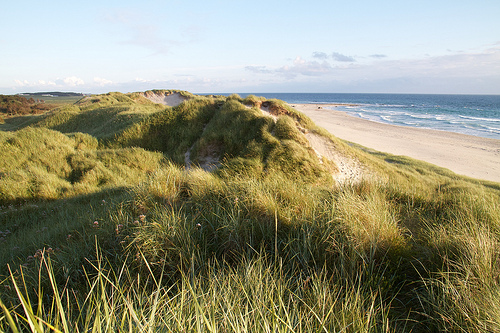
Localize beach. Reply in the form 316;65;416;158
292;103;500;183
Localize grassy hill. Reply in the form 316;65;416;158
0;95;57;119
0;90;499;332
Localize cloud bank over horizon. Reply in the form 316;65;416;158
10;44;499;95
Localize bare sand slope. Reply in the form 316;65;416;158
305;132;367;183
292;104;500;183
141;92;188;107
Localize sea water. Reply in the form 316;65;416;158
237;93;500;140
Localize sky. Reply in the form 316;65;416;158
1;0;499;94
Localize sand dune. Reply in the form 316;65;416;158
292;104;500;183
141;91;188;107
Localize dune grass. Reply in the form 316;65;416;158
1;92;499;332
2;248;398;332
0;126;165;203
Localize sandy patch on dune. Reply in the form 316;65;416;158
185;143;221;172
184;122;221;172
195;143;222;171
245;103;278;121
142;92;188;107
259;104;278;121
306;133;366;183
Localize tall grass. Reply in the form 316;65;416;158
0;127;165;203
1;91;500;331
416;186;500;332
1;249;398;332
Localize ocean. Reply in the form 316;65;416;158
235;93;500;140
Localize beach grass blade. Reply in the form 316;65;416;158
43;257;70;332
0;296;20;333
8;265;43;333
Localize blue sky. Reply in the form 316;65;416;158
1;0;499;94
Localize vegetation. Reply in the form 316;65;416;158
0;91;499;332
18;92;86;105
0;95;57;116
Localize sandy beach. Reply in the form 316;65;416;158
292;103;500;183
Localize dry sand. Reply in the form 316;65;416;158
141;91;188;107
305;132;366;183
292;104;500;183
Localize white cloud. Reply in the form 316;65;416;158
355;45;500;80
9;45;499;95
246;56;334;79
14;79;29;87
12;76;84;92
277;56;333;78
331;52;356;62
103;10;171;54
245;65;273;74
62;76;85;86
14;79;57;88
103;10;200;55
181;25;203;43
243;45;500;93
94;77;113;86
313;51;357;62
312;52;329;60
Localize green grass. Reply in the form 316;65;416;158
0;126;165;203
2;250;398;332
1;91;500;332
16;93;85;105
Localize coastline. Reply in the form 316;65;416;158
292;103;500;183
